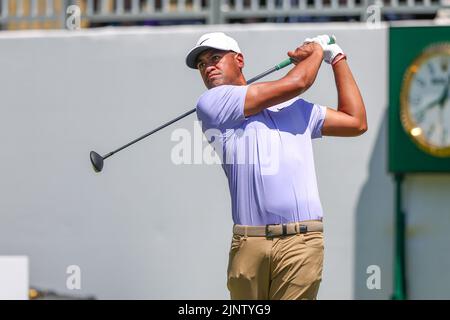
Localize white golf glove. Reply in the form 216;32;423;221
323;43;345;65
303;35;332;50
304;35;345;65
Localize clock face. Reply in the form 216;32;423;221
400;44;450;157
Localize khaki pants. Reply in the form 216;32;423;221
227;230;324;300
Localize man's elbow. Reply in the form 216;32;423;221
348;117;368;137
357;126;368;136
355;121;368;136
352;105;368;136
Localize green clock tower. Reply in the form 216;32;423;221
389;24;450;300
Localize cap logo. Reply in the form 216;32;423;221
198;38;210;45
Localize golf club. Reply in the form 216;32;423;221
90;35;336;173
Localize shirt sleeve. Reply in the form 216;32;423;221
196;85;248;132
299;99;327;139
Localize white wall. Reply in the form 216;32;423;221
0;23;448;299
0;256;29;300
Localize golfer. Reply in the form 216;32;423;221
185;32;367;300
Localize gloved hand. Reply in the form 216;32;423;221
304;35;345;65
303;35;333;50
323;43;345;65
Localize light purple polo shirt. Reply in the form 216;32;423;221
196;84;326;226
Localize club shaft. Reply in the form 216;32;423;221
102;59;294;160
103;108;197;160
247;66;278;84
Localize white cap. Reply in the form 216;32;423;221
185;32;242;69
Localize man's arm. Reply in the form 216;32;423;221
322;59;368;137
243;42;323;117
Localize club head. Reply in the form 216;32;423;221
90;151;104;173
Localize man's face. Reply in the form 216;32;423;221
196;49;244;89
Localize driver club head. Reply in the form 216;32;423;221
90;151;104;173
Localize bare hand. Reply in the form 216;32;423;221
287;42;323;65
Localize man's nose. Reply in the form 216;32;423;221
205;64;217;76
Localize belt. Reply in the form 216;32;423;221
233;220;323;238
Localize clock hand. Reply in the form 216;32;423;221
415;99;439;123
437;73;450;107
415;75;450;123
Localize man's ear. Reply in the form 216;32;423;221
235;53;244;69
